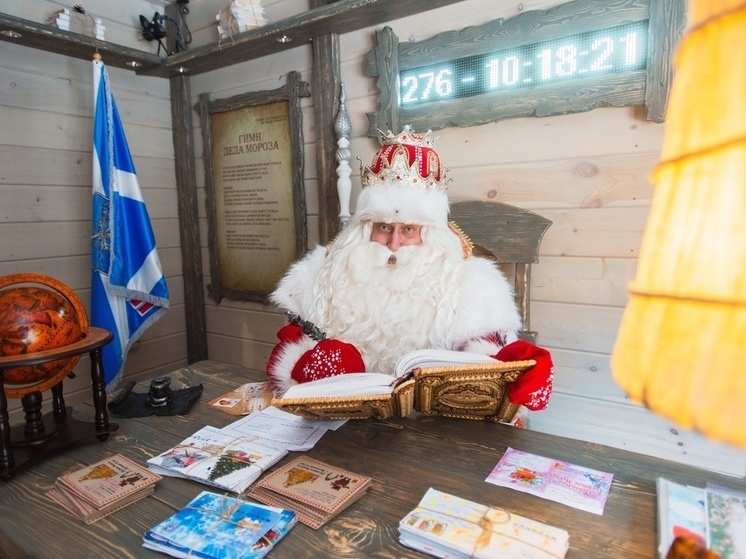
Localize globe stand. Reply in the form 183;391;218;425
0;327;119;481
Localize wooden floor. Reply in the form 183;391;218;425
2;360;745;558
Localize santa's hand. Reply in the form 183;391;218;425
291;339;366;383
495;340;554;411
266;329;365;395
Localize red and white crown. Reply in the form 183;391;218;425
354;126;451;227
360;126;449;192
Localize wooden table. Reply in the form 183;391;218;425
1;360;744;558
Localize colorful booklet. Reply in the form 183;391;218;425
248;456;371;529
146;425;287;494
656;478;746;558
399;488;570;559
48;454;161;524
485;447;613;515
209;382;273;415
656;478;707;558
142;491;297;559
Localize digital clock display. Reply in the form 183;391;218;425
399;20;648;107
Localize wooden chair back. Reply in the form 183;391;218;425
449;200;552;343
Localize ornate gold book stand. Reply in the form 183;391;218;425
272;359;536;422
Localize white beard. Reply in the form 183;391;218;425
307;224;465;373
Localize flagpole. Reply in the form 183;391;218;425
90;53;169;391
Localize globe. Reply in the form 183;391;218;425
0;274;88;398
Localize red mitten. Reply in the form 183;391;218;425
291;339;366;384
495;340;554;411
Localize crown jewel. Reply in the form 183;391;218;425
360;125;449;192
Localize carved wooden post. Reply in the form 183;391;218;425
334;83;352;229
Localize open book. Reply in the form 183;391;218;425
272;349;535;423
281;349;502;399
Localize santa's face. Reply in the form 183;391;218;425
370;222;422;251
311;221;463;372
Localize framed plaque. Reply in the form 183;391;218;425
198;71;310;303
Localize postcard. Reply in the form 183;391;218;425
209;382;273;416
485;447;613;515
705;484;746;558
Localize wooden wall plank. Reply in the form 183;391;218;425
0;105;174;159
529;394;746;477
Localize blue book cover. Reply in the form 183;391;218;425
143;491;296;559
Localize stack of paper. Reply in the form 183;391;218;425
216;0;268;40
47;454;160;524
146;425;287;493
48;9;105;40
399;488;570;559
248;456;371;529
143;491;296;559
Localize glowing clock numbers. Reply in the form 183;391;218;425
400;20;648;106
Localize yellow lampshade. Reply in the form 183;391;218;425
611;1;746;448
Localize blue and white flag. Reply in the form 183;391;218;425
91;57;169;390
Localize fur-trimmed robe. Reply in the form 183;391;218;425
267;224;522;395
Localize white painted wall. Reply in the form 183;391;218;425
1;0;744;477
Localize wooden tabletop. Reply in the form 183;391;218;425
2;359;745;558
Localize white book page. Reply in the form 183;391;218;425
394;349;498;377
279;350;499;400
281;372;397;399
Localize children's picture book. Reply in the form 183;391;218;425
485;447;613;515
48;454;160;524
656;478;707;558
142;491;296;559
146;425;287;494
247;456;371;529
399;488;570;559
705;483;746;559
209;382;273;415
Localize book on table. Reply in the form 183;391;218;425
399;488;570;559
657;477;746;559
142;490;297;559
247;456;371;529
146;425;287;494
271;348;536;423
47;454;161;524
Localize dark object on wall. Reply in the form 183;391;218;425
139;9;190;56
108;377;203;418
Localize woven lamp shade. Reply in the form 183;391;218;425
611;1;746;448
